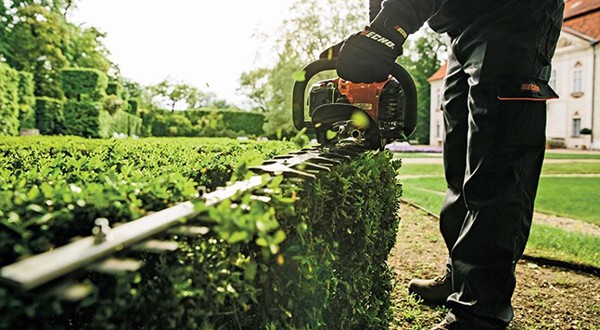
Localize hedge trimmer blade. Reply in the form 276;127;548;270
311;104;382;150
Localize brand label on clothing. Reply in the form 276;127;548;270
497;76;559;102
360;31;396;50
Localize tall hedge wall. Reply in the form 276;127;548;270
60;68;108;101
185;109;264;135
143;109;265;137
0;63;20;135
17;71;36;130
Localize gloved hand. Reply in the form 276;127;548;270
336;12;407;83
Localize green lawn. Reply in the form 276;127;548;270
541;162;600;174
392;152;442;159
397;154;600;269
527;223;600;269
545;152;600;160
536;177;600;226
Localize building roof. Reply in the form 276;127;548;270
564;0;600;20
427;62;447;82
564;0;600;40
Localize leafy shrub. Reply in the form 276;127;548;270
0;63;20;135
60;68;108;101
0;137;401;329
99;109;142;137
34;97;65;135
17;71;36;130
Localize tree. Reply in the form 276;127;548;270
149;79;216;111
4;5;71;98
239;0;367;137
0;2;113;98
398;28;447;144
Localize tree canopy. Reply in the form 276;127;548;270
0;0;113;98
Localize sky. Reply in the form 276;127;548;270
68;0;295;107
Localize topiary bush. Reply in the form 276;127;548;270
60;68;108;102
106;82;123;98
34;97;64;135
63;100;102;137
127;99;139;114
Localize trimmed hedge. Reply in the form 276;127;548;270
63;100;102;137
186;109;265;136
17;71;36;130
99;109;142;137
0;137;401;329
35;97;65;135
0;63;20;135
60;68;108;101
144;109;265;137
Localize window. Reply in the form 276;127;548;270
436;122;441;138
572;118;581;137
572;68;584;94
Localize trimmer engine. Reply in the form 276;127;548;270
292;59;417;150
308;77;408;149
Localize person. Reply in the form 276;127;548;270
332;0;564;329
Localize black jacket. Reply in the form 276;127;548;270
370;0;505;34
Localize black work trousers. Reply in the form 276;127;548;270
439;0;564;329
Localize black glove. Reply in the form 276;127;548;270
337;12;407;83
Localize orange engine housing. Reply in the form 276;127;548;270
337;78;391;120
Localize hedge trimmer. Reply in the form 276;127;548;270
292;58;417;150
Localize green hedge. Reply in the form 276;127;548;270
127;98;139;114
0;63;20;135
17;71;36;130
143;109;264;137
35;97;65;135
61;68;108;101
62;100;141;138
106;82;123;98
0;137;401;329
63;100;101;137
99;109;142;137
186;109;265;136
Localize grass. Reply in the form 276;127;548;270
393;152;442;159
544;152;600;160
536;177;600;225
527;223;600;269
541;162;600;174
396;152;600;269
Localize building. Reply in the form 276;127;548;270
428;0;600;150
